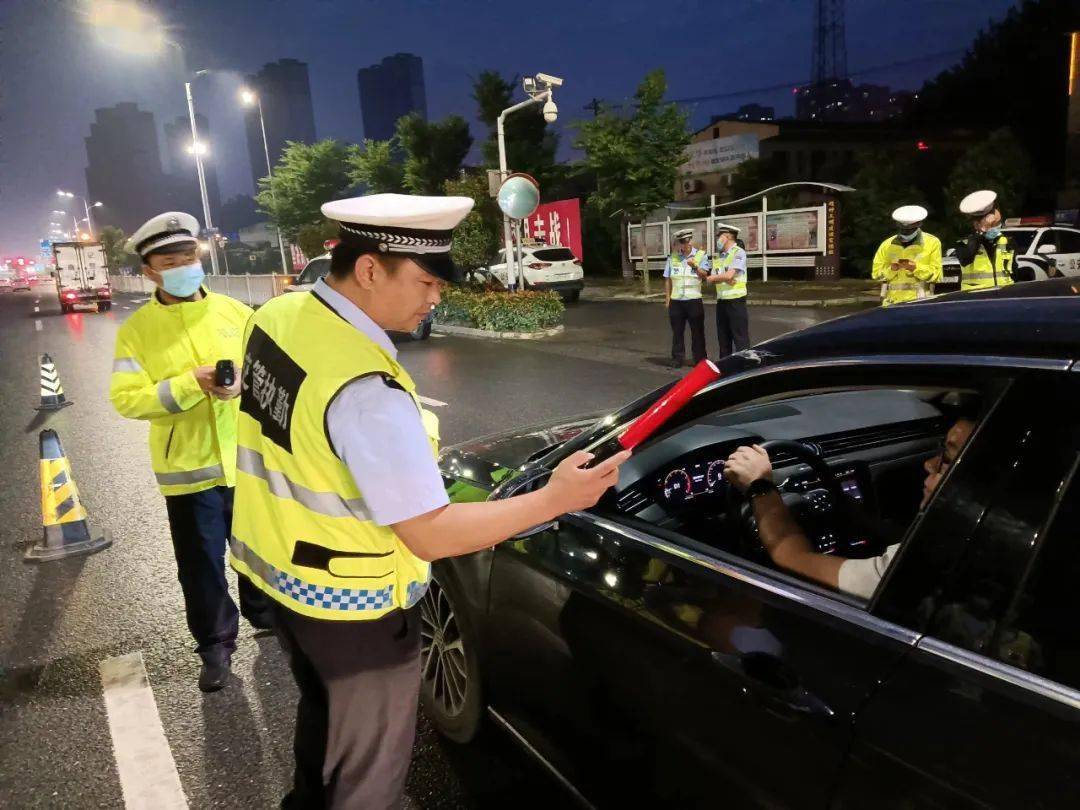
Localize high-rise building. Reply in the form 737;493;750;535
84;102;167;234
243;59;317;193
796;80;914;122
357;53;427;142
163;114;221;220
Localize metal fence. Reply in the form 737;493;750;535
107;274;293;307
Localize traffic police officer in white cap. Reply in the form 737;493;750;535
872;205;943;306
955;189;1014;291
664;227;709;367
707;222;750;355
229;193;630;808
110;211;273;693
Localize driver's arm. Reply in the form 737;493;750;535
724;445;844;590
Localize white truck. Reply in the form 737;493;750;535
52;242;112;313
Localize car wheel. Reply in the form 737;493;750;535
419;573;483;743
410;318;432;341
99;302;112;312
562;290;581;303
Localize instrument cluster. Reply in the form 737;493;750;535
656;455;731;506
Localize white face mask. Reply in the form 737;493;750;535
898;228;921;243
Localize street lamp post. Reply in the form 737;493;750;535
497;74;561;290
241;88;290;275
184;70;221;276
57;190;103;239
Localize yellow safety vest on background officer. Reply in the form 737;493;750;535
668;247;707;300
230;291;435;621
713;243;747;301
111;289;251;495
957;189;1014;292
872;205;943;306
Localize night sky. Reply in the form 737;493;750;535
0;0;1019;256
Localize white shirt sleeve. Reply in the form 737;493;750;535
838;543;901;600
326;376;449;526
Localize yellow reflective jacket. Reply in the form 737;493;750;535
110;288;253;497
872;232;943;306
230;290;436;621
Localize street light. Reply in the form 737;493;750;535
85;2;220;275
57;189;103;239
240;87;290;275
186;141;209;156
497;72;563;289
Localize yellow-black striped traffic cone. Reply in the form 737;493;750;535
35;353;73;410
24;429;111;563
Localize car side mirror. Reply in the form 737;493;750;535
1037;244;1057;256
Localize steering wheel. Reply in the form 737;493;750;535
725;439;850;554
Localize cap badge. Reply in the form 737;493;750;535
166;217;180;230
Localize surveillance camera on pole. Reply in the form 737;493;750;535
535;73;564;88
543;99;558;123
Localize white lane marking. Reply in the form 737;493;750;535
430;333;446;339
99;653;188;809
418;395;448;408
34;319;42;331
122;305;131;310
33;306;40;313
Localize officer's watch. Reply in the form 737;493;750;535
745;478;779;501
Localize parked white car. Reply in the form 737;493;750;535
484;244;584;302
941;225;1080;291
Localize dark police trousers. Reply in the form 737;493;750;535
273;603;421;810
668;298;707;364
164;485;273;664
715;298;750;358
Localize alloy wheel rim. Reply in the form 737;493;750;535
419;580;468;717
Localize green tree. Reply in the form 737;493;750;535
256;139;358;242
295;221;340;264
473;70;559;188
444;171;501;271
395;113;473;195
99;225;137;272
841;150;925;276
349;138;405;193
943;128;1032;238
575;70;690;275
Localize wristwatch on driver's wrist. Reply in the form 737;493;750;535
745;478;778;500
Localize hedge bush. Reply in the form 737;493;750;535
436;287;564;333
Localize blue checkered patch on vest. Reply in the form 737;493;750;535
404;579;430;608
276;572;394;612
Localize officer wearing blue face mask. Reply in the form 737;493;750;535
111;211;273;693
955;189;1014;292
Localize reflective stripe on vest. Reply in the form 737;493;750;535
230;291;433;622
669;250;705;300
155;464;225;486
714;247;747;300
961;236;1013;290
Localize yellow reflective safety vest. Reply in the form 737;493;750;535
668;249;706;300
229;291;436;621
871;232;943;306
713;245;748;301
110;288;252;497
961;234;1014;292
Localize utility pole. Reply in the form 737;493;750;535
584;98;603;117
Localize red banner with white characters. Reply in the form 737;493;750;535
520;198;583;259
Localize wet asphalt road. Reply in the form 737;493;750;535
0;285;852;808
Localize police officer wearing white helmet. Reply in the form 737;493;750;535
230;193;631;808
110;211;273;693
955;189;1014;291
871;205;943;306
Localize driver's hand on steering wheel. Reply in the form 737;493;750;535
723;445;773;492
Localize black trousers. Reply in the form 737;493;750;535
164;486;274;663
275;604;422;810
715;298;750;358
668;298;707;364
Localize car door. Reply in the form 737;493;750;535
835;373;1080;808
484;364;1012;807
1043;227;1080;277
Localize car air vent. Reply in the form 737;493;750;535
616;487;650;514
811;417;944;458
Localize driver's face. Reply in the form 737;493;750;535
921;418;975;508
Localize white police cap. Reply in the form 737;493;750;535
126;211;201;258
673;228;694;241
959;190;998;218
321;193;474;283
716;222;741;236
892;205;928;226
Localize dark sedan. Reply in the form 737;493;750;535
423;280;1080;809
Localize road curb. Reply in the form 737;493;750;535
432;323;566;340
